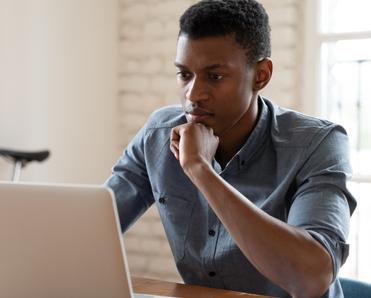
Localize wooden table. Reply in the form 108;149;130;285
132;277;273;298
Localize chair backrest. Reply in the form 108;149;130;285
340;277;371;298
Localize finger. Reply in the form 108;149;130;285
171;127;181;142
171;140;180;150
170;128;181;150
169;142;179;160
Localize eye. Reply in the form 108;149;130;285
176;71;192;81
208;73;223;81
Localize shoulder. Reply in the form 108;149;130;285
264;98;345;148
122;105;186;164
145;105;186;130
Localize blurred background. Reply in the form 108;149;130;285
0;0;370;284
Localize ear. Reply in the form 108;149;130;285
253;58;273;91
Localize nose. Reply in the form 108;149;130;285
185;77;209;103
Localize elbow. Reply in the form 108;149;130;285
290;241;333;297
288;268;332;298
289;278;331;298
288;259;333;297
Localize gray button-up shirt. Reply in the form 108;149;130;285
106;97;356;297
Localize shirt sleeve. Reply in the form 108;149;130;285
287;125;357;280
104;125;155;233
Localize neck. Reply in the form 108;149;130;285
215;97;260;168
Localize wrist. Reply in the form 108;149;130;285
183;158;214;183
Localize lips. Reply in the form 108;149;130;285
185;107;214;123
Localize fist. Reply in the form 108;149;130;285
170;123;219;170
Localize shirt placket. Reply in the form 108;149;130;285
200;159;239;288
202;202;224;287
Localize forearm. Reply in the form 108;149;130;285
184;161;333;297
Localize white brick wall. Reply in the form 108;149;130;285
118;0;303;282
260;0;302;108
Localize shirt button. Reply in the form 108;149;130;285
209;271;216;277
208;229;215;236
159;197;166;204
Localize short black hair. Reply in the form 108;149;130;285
179;0;271;64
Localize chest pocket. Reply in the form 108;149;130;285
154;192;194;262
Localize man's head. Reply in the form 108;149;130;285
175;0;273;142
179;0;271;64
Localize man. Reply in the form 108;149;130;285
106;1;356;297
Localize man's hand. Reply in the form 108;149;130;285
170;123;219;172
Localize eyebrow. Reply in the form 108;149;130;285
174;62;229;70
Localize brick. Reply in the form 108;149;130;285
149;1;190;19
121;3;149;23
142;93;167;110
119;93;143;113
260;0;296;8
118;124;140;141
269;6;298;26
144;204;162;220
271;49;296;68
125;235;173;258
141;57;164;74
126;236;165;254
126;218;166;239
120;40;149;59
120;0;137;5
148;75;177;94
119;58;141;74
119;92;162;115
119;24;143;40
267;68;295;91
150;39;178;57
126;253;149;270
163;92;180;106
272;66;297;85
164;20;180;37
262;87;295;108
143;20;165;39
119;112;148;132
119;75;149;92
271;26;297;48
163;59;178;75
147;255;178;274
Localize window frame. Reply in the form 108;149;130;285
302;0;371;184
302;0;371;282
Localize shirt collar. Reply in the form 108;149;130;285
212;96;270;174
235;96;270;170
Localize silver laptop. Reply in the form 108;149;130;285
0;182;172;298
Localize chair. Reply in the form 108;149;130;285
340;277;371;298
0;148;50;181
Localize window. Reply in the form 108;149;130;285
303;0;371;282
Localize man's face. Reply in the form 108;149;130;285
175;34;258;138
